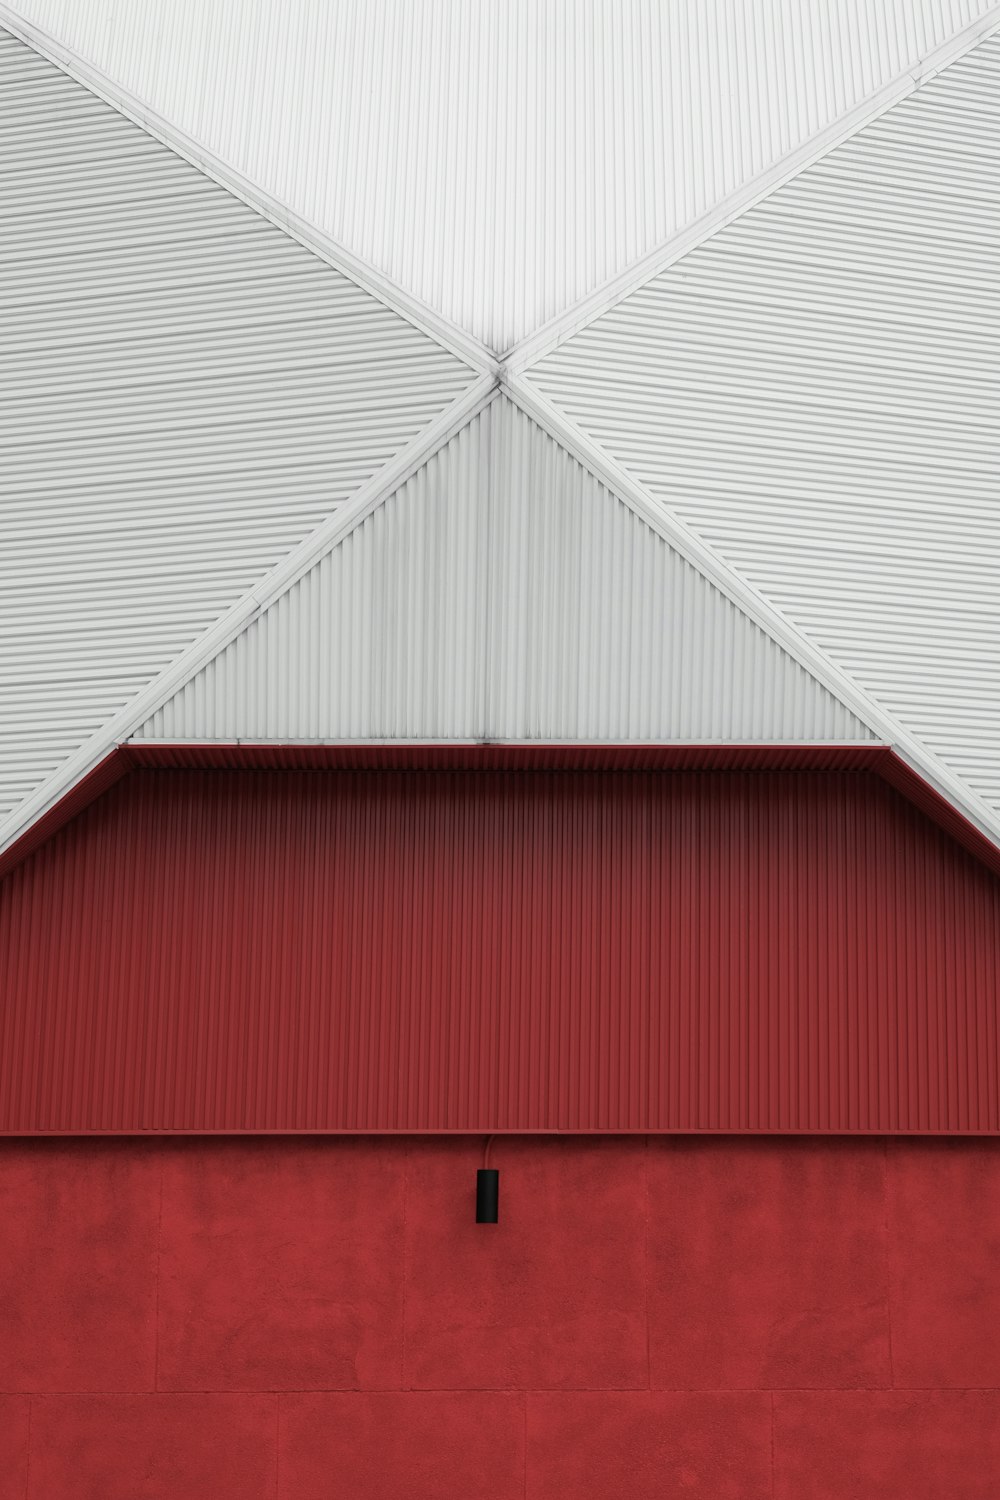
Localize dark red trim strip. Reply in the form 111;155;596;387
0;747;134;884
126;741;888;772
880;753;1000;880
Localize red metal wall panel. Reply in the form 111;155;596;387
1;767;999;1132
7;741;1000;884
2;1135;1000;1496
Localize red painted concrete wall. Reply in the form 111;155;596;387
1;1136;999;1497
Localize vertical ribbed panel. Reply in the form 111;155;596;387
134;398;872;743
531;33;1000;815
0;25;475;823
486;401;869;741
7;0;992;350
2;767;998;1132
140;408;492;741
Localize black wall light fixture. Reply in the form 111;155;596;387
476;1136;499;1223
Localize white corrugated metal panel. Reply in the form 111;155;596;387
5;0;994;353
138;404;493;742
135;397;874;744
529;33;1000;813
0;26;476;824
487;400;874;741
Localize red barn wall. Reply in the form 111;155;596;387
4;767;1000;1493
2;766;1000;1133
1;1136;999;1498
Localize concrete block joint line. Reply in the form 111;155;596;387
3;1136;1000;1495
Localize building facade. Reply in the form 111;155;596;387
3;3;1000;1494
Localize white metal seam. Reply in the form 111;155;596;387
480;381;497;741
0;3;500;376
502;369;1000;853
0;373;500;856
126;392;877;749
249;379;500;612
502;1;1000;374
4;5;998;855
122;737;886;749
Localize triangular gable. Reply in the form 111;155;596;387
135;397;874;744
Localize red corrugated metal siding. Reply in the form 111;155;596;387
6;743;1000;886
0;745;886;886
0;749;131;883
1;767;998;1133
127;742;1000;879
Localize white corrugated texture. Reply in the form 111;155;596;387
6;0;994;352
138;405;493;742
136;397;873;744
487;401;873;741
0;26;475;823
530;33;1000;813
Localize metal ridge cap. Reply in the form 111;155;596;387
0;2;500;378
502;1;1000;376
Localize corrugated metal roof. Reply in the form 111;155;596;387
4;0;994;351
530;30;1000;819
133;396;874;745
0;24;477;826
2;2;999;874
3;766;998;1132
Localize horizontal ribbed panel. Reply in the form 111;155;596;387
7;0;993;350
135;398;872;744
2;767;998;1132
0;25;475;824
531;33;1000;817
